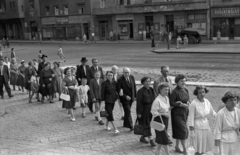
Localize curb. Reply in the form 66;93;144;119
151;50;240;54
61;66;240;88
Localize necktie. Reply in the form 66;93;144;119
127;78;131;86
165;77;168;83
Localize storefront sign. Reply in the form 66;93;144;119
69;16;81;24
56;17;69;24
42;17;56;25
212;7;240;17
116;14;134;20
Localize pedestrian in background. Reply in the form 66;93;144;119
214;91;240;155
151;33;155;50
6;38;9;48
11;48;16;59
77;78;89;118
90;71;104;125
170;74;190;155
188;85;216;155
91;32;96;43
17;60;26;92
137;77;156;147
57;46;66;62
176;36;182;49
83;34;88;44
183;35;188;49
52;62;63;101
151;82;172;155
10;58;19;91
2;38;5;48
62;67;78;121
38;50;42;63
4;57;10;68
101;71;119;133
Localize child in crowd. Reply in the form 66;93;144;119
29;71;39;103
77;78;90;118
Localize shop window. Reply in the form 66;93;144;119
195;14;206;19
21;5;24;12
119;24;128;35
100;0;106;8
29;0;34;11
127;0;131;5
45;6;49;16
187;14;194;20
119;0;124;5
54;6;59;15
63;5;68;15
77;4;85;14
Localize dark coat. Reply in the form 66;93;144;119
117;75;137;103
101;80;117;103
88;66;104;82
90;78;103;100
76;65;89;84
1;65;10;82
38;61;47;75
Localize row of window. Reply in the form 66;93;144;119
45;4;85;16
187;14;207;20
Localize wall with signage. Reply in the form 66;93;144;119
212;7;240;17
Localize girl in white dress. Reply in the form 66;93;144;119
77;78;89;118
188;85;216;155
214;91;240;155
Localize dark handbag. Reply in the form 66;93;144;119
134;118;144;135
100;111;108;117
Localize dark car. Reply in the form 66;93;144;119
171;28;203;44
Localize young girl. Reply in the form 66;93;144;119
29;72;39;103
78;78;89;117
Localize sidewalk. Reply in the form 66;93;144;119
9;39;240;45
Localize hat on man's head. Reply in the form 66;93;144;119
81;57;88;62
21;60;25;64
41;54;48;59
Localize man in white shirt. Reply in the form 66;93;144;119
91;32;96;43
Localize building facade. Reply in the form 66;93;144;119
92;0;210;40
211;0;240;40
40;0;91;40
0;0;25;40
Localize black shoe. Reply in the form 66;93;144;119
9;95;14;98
130;127;134;131
89;108;93;113
95;116;99;121
150;139;156;147
73;107;76;110
140;136;149;144
99;120;104;125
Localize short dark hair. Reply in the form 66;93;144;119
141;77;151;85
28;61;32;66
175;74;186;84
221;91;239;103
193;85;209;96
92;58;98;62
106;71;113;76
64;67;71;75
158;82;169;94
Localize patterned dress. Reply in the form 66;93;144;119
62;76;78;109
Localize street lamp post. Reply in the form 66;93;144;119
167;24;170;50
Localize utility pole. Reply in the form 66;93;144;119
167;24;170;50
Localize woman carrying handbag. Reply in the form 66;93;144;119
151;82;172;155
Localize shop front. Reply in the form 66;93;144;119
116;14;134;40
212;7;240;40
41;15;91;40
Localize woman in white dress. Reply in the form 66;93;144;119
151;82;172;155
188;85;216;155
214;91;240;155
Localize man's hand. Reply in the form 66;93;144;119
126;96;131;101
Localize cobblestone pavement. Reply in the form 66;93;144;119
0;85;238;155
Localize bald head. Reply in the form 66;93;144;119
112;65;119;75
123;67;131;78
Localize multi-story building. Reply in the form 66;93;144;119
92;0;210;40
40;0;92;40
0;0;25;40
211;0;240;40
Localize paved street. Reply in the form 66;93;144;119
0;43;240;155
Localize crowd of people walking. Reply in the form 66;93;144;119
0;49;239;155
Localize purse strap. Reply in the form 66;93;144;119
152;113;164;124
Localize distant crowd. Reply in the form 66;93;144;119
0;46;239;155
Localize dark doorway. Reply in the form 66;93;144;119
129;23;133;38
165;15;174;33
83;23;89;39
229;18;235;39
99;21;108;40
145;16;153;38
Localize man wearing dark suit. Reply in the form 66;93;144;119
76;57;90;85
87;58;104;112
112;65;124;120
0;58;13;99
90;71;104;125
38;54;48;75
117;67;137;131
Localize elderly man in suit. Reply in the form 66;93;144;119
112;65;124;120
0;58;13;99
153;65;173;98
90;71;104;125
88;58;104;112
117;67;137;131
76;57;89;85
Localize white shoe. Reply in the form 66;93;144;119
106;126;111;131
71;117;76;121
114;129;120;134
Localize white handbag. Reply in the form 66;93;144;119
150;114;165;131
60;89;70;101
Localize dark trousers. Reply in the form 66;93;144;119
0;76;11;97
122;101;133;129
105;102;115;121
87;91;93;111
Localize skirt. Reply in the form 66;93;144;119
105;102;115;121
40;79;53;96
10;72;18;86
193;128;214;153
220;141;238;155
154;116;172;145
62;89;78;109
53;78;62;94
171;107;189;140
17;74;26;88
139;104;152;137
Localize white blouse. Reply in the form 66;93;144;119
214;107;240;143
188;98;216;129
151;95;170;117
